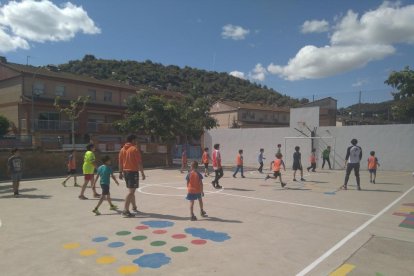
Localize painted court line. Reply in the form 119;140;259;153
217;191;375;217
296;184;414;276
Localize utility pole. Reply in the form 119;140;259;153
358;90;362;121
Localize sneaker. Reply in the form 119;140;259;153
74;183;81;187
300;178;306;181
78;195;88;200
13;192;19;198
233;175;236;178
93;193;101;198
293;178;297;181
265;175;270;181
122;210;134;218
340;185;347;190
211;181;216;188
307;168;310;172
216;185;222;189
132;207;139;213
200;210;208;217
61;181;67;187
357;186;361;191
110;205;118;211
191;215;197;221
92;209;101;215
281;182;287;188
373;180;375;184
241;176;245;178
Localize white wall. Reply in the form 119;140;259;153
204;124;414;171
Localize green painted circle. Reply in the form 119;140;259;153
171;246;188;253
116;231;131;236
132;235;147;241
150;241;166;246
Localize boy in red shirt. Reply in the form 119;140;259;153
233;149;245;178
62;149;79;187
307;148;317;172
368;151;380;183
202;147;210;177
265;153;286;188
186;161;208;221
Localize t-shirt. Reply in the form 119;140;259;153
67;154;76;170
293;152;301;164
212;150;221;169
83;151;96;174
186;171;203;194
202;152;209;164
368;156;379;169
310;153;316;163
8;155;23;173
258;152;264;163
345;145;362;164
119;143;142;172
97;165;112;185
272;159;285;172
236;154;243;166
322;149;330;159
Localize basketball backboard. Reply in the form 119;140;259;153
290;106;319;129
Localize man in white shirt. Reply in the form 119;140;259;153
342;138;362;190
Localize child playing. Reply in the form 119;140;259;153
186;161;208;221
62;149;79;187
276;144;282;155
368;151;380;184
233;149;245;178
307;148;317;172
202;147;210;177
79;143;99;200
7;148;23;197
257;148;265;173
92;156;120;215
265;153;286;188
180;148;188;173
293;146;306;181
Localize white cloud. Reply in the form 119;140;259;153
221;24;250;40
0;27;29;52
301;20;329;33
269;2;414;80
0;0;100;52
229;71;246;79
249;63;267;81
352;79;368;87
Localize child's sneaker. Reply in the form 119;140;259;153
132;207;139;213
61;181;66;187
241;175;245;178
300;178;306;181
190;215;197;221
281;182;287;188
293;178;297;181
93;193;101;198
340;185;347;190
74;183;81;187
373;180;375;184
200;210;208;217
122;210;134;218
265;175;270;181
110;204;118;211
78;195;88;200
92;208;101;215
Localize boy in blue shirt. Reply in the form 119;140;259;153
92;156;120;215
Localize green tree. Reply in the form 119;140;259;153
54;96;89;147
385;66;414;122
0;115;10;136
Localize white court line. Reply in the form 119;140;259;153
138;183;224;197
216;192;375;217
296;184;414;276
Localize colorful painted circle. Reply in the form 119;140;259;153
191;239;207;245
96;256;116;264
63;242;80;249
135;225;149;230
116;231;131;236
132;235;147;241
171;246;188;253
141;220;174;228
126;249;144;255
150;241;166;247
108;242;125;248
171;234;186;239
132;253;171;268
118;265;139;275
153;230;167;234
92;237;108;242
79;249;97;256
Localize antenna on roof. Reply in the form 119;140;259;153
26;56;30;66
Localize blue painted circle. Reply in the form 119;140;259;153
126;249;144;255
132;253;171;268
108;242;125;248
141;220;175;228
92;236;108;242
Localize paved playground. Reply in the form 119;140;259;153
0;168;413;276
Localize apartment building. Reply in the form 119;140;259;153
209;100;290;128
301;97;337;126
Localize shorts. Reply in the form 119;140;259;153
204;163;209;169
11;172;22;182
67;169;76;175
124;171;139;189
186;193;202;200
273;171;281;177
101;184;110;195
369;169;377;174
84;174;94;181
292;163;302;170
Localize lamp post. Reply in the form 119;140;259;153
30;67;43;134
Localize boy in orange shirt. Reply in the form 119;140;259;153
202;147;210;177
180;148;188;173
307;148;317;172
186;161;208;221
265;153;286;188
368;151;380;184
233;149;245;178
62;149;79;187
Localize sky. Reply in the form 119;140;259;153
1;0;414;107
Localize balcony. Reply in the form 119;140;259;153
28;119;76;131
87;122;118;134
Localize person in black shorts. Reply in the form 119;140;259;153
292;146;305;181
342;138;362;190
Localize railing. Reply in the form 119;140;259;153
34;120;74;131
0;135;33;148
87;122;118;134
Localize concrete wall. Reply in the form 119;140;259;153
204;124;414;171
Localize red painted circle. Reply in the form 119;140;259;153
172;234;186;239
153;230;167;234
191;239;207;245
135;225;149;230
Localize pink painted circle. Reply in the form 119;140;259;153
171;234;186;239
135;225;149;230
191;239;207;245
153;230;167;234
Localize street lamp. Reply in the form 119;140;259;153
30;66;43;134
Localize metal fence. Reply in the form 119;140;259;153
0;135;33;149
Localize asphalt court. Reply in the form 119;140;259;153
0;168;413;275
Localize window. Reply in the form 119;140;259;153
38;112;59;121
55;85;65;96
241;113;247;119
104;91;112;102
33;82;45;96
87;89;96;101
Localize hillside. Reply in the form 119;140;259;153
338;100;397;123
58;55;307;107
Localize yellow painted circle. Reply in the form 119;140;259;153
96;256;116;264
118;265;139;275
63;242;80;249
80;249;97;256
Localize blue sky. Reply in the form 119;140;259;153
1;0;414;107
